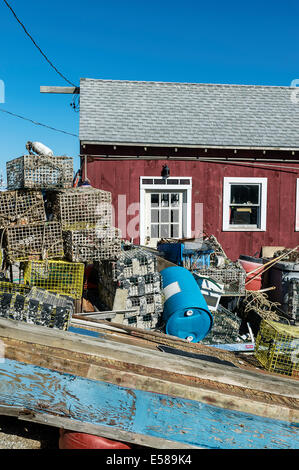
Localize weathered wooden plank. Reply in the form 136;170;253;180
0;359;298;449
3;335;298;424
0;318;297;400
40;86;80;94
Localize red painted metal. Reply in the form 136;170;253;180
83;157;299;261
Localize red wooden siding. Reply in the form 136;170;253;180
84;158;299;261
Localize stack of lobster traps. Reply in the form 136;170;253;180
0;151;164;331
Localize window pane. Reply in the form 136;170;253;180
161;209;169;223
171;193;180;207
171;209;179;223
151;209;159;223
171;224;179;237
160;224;169;238
230;184;259;205
151;224;159;238
161;194;169;207
229;206;259;225
151;194;159;207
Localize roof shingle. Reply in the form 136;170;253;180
79;78;299;149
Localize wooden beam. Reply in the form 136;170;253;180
40;86;80;94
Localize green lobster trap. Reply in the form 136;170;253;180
255;320;299;377
23;259;85;300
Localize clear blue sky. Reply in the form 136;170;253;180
0;0;298;180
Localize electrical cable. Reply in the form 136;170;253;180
3;0;77;87
0;108;78;137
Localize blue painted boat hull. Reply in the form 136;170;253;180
0;318;298;449
0;358;298;449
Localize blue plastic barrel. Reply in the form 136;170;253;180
161;266;213;342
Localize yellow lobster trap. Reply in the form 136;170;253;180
23;260;85;300
255;319;299;377
0;281;31;296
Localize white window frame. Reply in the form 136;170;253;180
296;179;299;231
223;177;267;232
140;177;192;245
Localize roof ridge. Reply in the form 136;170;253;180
80;77;295;90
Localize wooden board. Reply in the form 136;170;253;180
0;318;298;448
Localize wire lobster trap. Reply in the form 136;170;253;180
0;287;74;330
48;187;113;230
119;273;162;297
255;319;299;377
0;190;46;229
4;221;64;262
124;310;160;330
0;281;31;296
6;155;73;190
23;259;85;299
195;262;246;296
127;293;163;316
99;247;158;281
63;227;122;262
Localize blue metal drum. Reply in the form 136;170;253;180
161;266;213;342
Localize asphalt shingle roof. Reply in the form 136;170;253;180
79;78;299;149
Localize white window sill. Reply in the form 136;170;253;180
223;227;266;232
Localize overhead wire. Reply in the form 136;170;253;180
0;108;78;137
2;0;77;88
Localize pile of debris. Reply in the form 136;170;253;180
157;235;246;296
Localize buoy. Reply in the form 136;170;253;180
59;429;132;449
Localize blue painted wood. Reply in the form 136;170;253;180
0;359;298;449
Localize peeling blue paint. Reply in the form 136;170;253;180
0;359;298;449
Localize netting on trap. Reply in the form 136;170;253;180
6;155;73;190
23;259;85;299
49;187;113;230
4;222;64;262
63;227;122;262
0;286;74;330
0;190;46;229
255;320;299;377
195;262;246;295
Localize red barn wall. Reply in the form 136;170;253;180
84;158;299;260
